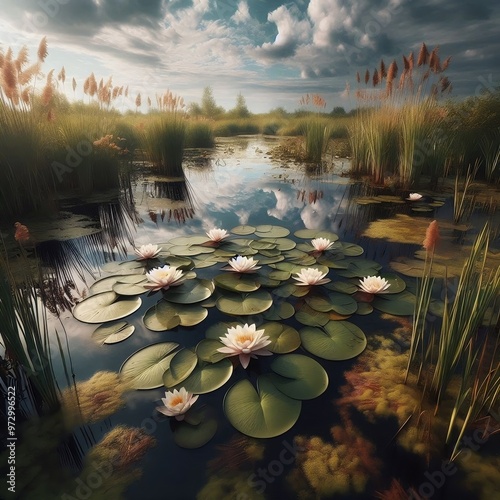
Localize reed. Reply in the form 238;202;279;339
302;118;331;163
453;162;478;224
186;119;215;148
479;128;500;182
0;253;61;413
140;111;187;176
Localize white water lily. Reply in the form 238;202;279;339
156;388;199;421
134;243;161;260
144;265;185;291
358;276;391;294
217;323;272;368
407;193;423;201
226;255;261;273
293;267;330;286
311;237;334;252
206;228;229;242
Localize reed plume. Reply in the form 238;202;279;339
441;56;451;71
41;69;55;106
380;59;387;78
403;55;410;72
372;69;379;87
135;93;141;108
72;77;77;92
386;60;398;83
423;220;440;252
37;36;48;62
429;47;440;73
408;51;414;70
364;69;370;85
356;71;361;83
417;42;429;66
15;46;29;72
57;66;66;84
18;62;40;86
83;76;90;95
88;72;97;96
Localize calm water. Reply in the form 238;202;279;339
5;136;500;500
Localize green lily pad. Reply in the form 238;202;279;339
231;225;256;235
196;339;230;363
263;302;295;321
216;290;273;316
295;303;330;327
325;281;358;294
262;322;301;354
120;342;180;389
112;275;148;296
169;235;211;246
255;225;290;238
338;242;365;257
300;320;367;360
172;405;218;449
174;359;233;394
163;349;198;387
223;377;301;438
336;258;382;278
164;256;195;270
169;245;215;257
89;275;127;295
91;321;135;345
214;273;261;293
205;321;241;340
305;293;358;315
101;260;145;273
372;290;416;315
260;238;296;251
355;302;373;315
378;273;407;294
294;229;339;241
163;278;214;304
266;354;328;400
250;240;277;251
73;291;141;324
144;301;208;330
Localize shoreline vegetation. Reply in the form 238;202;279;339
1;39;499;220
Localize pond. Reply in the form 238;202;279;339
2;135;500;500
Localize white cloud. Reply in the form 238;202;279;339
232;0;251;24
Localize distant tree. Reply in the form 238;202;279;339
228;92;250;118
201;86;224;118
330;106;347;116
188;102;203;117
269;106;288;117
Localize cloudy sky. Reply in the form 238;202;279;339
1;0;499;112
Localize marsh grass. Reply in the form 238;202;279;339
453;162;479;224
140;112;187;176
302;119;331;163
186;119;214;148
0;253;61;413
409;224;500;459
479;128;500;182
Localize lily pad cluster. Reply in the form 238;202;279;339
73;224;414;445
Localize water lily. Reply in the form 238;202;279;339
206;228;229;242
407;193;423;201
217;323;272;368
134;243;161;260
358;276;390;294
226;255;261;273
293;268;330;286
311;237;334;252
156;388;199;421
144;265;185;291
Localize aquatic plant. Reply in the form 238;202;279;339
206;228;229;242
217;323;272;368
292;267;330;286
60;371;130;428
226;255;261;273
144;265;186;291
156;387;199;420
139;95;187;176
311;237;334;252
358;276;390;294
134;243;161;260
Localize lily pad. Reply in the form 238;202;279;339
255;225;290;238
263;302;295;321
172;405;218;449
372;290;416;316
196;339;230;363
223;377;301;438
73;291;141;324
305;293;358;315
91;321;135;345
174;359;233;394
231;225;256;235
163;278;214;304
144;301;208;331
216;290;273;316
112;275;148;296
266;354;329;400
295;303;330;327
294;229;339;241
90;275;127;295
214;273;261;293
163;349;198;387
300;320;367;360
120;342;180;389
262;322;301;354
